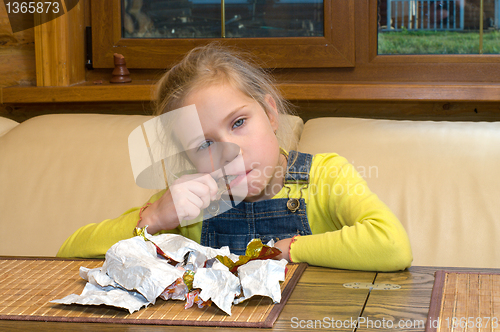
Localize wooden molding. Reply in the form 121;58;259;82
280;83;500;102
3;82;500;103
2;82;154;103
34;1;85;86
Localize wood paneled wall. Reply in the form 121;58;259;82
0;3;35;88
0;2;35;121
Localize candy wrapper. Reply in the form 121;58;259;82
215;238;282;273
52;281;150;313
52;229;287;316
234;259;287;305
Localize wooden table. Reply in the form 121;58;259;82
1;259;499;332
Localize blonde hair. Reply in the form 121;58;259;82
155;43;296;138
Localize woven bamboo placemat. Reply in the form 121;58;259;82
425;270;500;332
0;257;306;328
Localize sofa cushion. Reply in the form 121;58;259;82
0;113;303;256
298;117;500;268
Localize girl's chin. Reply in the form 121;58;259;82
229;183;265;202
230;174;280;201
242;182;275;201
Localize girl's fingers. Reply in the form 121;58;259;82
171;177;217;220
174;173;219;201
193;173;219;200
180;194;204;220
171;190;202;221
182;182;212;209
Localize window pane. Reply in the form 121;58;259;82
122;0;323;38
377;0;500;54
122;0;221;38
225;0;323;37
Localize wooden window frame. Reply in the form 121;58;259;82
364;0;500;83
369;0;500;65
270;0;500;84
90;0;355;69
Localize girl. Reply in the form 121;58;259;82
58;44;412;271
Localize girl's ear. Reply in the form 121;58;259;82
264;94;279;132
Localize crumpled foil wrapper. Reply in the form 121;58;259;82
52;232;287;315
52;281;150;313
102;236;184;303
234;259;287;305
193;267;241;315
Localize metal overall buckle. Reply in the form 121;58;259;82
285;184;307;213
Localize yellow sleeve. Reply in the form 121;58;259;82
289;154;413;271
57;190;170;258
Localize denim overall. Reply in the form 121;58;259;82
200;150;313;255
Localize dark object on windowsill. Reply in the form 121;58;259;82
110;53;132;83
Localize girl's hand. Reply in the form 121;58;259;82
138;173;218;234
273;238;294;262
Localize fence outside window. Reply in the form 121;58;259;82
382;0;466;31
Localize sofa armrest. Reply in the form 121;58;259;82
0;117;19;137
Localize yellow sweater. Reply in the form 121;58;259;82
57;153;412;271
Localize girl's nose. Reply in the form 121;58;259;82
220;142;240;166
205;142;240;172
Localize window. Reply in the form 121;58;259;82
378;0;500;54
91;0;354;69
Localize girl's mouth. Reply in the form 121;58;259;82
218;171;250;190
229;170;251;188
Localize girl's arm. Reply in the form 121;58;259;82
289;154;413;271
57;175;210;258
56;190;174;258
57;171;216;258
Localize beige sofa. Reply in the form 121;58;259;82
1;113;499;268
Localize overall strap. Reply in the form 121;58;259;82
284;150;313;185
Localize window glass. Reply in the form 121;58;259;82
122;0;324;38
378;0;500;54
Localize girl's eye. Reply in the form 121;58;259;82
232;118;245;129
198;140;213;151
